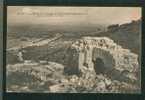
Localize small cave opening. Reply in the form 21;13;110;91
93;58;106;74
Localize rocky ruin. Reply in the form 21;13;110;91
6;37;140;93
64;37;139;82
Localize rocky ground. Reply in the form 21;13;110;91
6;61;140;93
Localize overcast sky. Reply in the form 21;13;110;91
7;6;141;26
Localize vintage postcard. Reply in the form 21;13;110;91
6;6;141;93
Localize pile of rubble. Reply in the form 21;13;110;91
48;69;140;93
7;61;140;93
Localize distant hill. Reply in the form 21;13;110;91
97;19;141;55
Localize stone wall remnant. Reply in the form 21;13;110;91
64;37;139;80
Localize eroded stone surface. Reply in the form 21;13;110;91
65;37;139;81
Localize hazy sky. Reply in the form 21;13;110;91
8;6;141;26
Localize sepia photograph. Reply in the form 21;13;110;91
6;6;141;93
